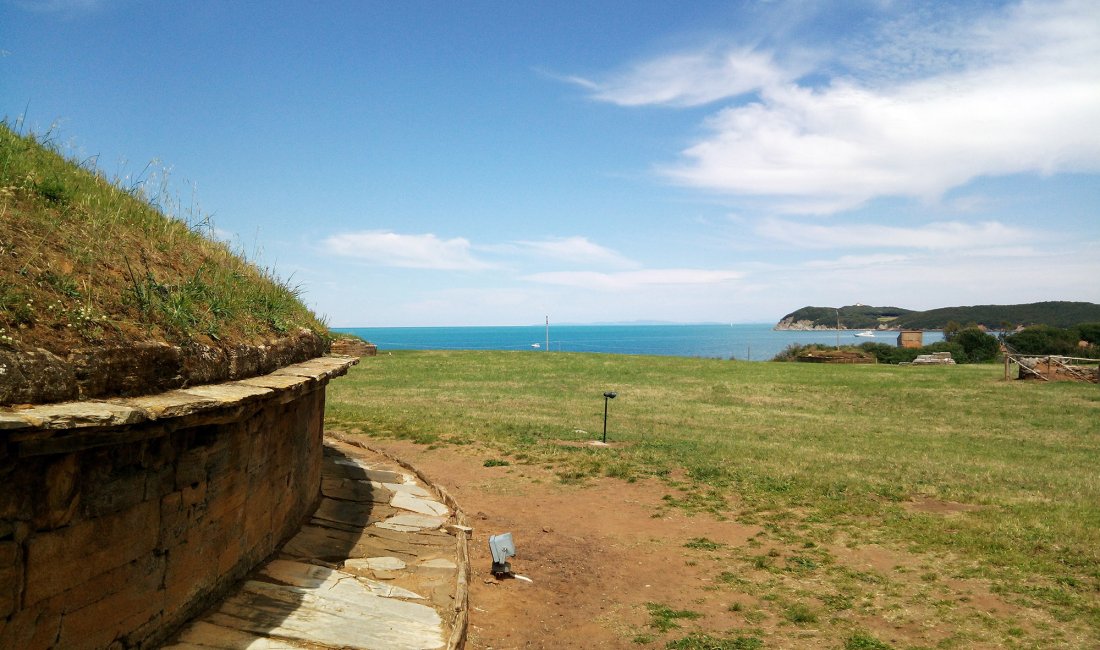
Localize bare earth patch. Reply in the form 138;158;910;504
368;438;1081;649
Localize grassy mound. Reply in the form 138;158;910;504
0;122;326;354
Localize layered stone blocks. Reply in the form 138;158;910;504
0;355;356;649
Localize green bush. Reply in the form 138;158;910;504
1006;325;1096;357
1074;322;1100;346
858;342;920;364
952;327;1000;363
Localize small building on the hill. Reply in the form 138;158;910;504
897;330;924;349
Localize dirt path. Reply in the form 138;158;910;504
370;438;1074;650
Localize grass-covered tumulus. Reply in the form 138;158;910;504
0;122;326;355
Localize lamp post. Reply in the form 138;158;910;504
602;391;617;443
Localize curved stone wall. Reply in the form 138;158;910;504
0;328;328;407
0;355;356;649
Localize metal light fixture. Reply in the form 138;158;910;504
602;391;617;443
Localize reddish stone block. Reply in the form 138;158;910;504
54;560;166;650
24;499;158;606
0;540;22;618
0;602;62;649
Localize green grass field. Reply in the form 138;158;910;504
326;350;1100;646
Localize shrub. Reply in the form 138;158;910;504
858;342;920;364
952;327;1000;363
1074;322;1100;346
1007;325;1093;356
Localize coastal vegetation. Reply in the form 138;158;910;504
1006;324;1100;358
327;350;1100;647
0;122;326;355
777;301;1100;331
774;319;1100;363
773;326;1002;364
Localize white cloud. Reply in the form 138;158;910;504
755;219;1035;250
573;45;792;107
584;0;1100;214
802;253;912;270
506;236;639;268
322;231;494;271
523;269;743;291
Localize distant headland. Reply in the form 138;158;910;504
774;301;1100;331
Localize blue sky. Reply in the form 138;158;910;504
3;0;1098;327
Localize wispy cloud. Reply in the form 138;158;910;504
755;219;1035;250
582;0;1100;214
322;231;494;271
570;45;792;107
504;236;639;269
802;253;912;270
523;269;742;291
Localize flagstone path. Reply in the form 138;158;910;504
163;437;469;649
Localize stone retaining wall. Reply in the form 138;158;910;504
330;337;378;358
0;328;328;407
0;355;356;649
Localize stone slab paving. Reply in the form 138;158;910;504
162;438;467;649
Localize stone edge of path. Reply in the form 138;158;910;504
327;431;470;650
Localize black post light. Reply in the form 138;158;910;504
602;391;617;443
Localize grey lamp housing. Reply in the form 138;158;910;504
488;532;516;576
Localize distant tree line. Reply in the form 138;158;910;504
772;322;1100;363
777;301;1100;330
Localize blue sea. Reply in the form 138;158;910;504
333;323;945;362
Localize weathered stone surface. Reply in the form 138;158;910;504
313;499;379;529
9;400;145;430
205;571;444;650
1;355;353;648
381;481;432;497
37;453;79;529
391;491;450;517
0;347;77;406
0;412;33;431
420;558;458;570
0;328;335;408
167;441;464;650
238;373;314;394
178;383;273;407
322;476;388;503
115;390;219;420
375;513;447;532
25;499;159;606
166;620;305;649
362;468;407;484
331;337;378;358
69;342;183;401
272;354;358;382
346;556;407;571
0;540;21;618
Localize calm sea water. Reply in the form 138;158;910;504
333;324;944;361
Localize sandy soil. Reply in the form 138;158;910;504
370;439;1071;650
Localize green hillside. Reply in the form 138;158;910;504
893;301;1100;329
776;304;914;329
777;301;1100;330
0;122;327;356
